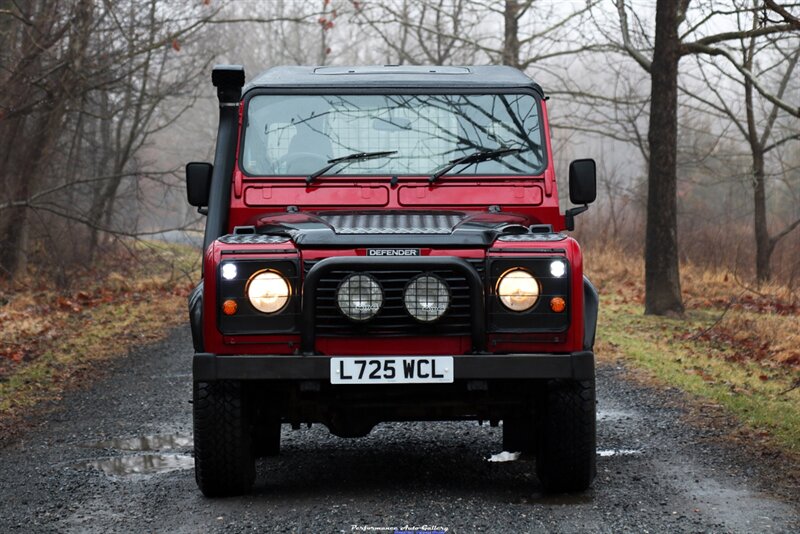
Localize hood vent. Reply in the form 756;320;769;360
318;212;464;235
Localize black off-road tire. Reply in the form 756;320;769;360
193;380;255;497
535;377;596;493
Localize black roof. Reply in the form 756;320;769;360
243;65;543;96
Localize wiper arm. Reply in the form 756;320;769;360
429;146;523;183
306;150;398;184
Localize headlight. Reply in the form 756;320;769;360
337;273;383;321
246;270;291;314
496;268;539;312
404;274;450;322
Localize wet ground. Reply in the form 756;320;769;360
0;327;798;533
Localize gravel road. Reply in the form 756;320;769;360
0;326;797;533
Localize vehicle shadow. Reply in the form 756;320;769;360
248;422;595;505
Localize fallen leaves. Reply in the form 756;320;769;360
0;242;199;401
685;366;715;383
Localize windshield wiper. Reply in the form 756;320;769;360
429;146;523;183
306;150;398;184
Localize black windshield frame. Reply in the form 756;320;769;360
238;87;548;178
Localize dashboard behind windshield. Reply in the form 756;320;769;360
241;93;545;176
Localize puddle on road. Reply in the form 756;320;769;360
88;433;192;452
597;448;642;457
78;432;194;477
81;454;194;476
597;408;635;421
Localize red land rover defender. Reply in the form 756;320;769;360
186;65;599;497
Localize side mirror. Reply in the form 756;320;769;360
569;158;596;205
565;158;596;231
186;162;213;208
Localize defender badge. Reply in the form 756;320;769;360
367;249;420;256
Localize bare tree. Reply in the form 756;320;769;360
610;0;798;314
0;0;216;281
352;0;484;65
683;11;800;282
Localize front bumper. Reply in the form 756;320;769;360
193;351;594;381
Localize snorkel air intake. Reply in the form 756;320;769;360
203;65;245;253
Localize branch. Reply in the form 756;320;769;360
683;42;800;117
681;22;796;52
764;132;800;152
770;216;800;246
763;0;800;29
17;200;203;238
614;0;652;73
0;170;181;211
759;46;800;147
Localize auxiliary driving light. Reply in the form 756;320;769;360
496;268;540;312
550;260;566;278
246;270;291;314
221;263;238;280
404;274;450;322
337;273;383;321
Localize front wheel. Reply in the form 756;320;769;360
535;377;596;493
193;380;256;497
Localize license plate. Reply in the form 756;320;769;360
330;356;454;384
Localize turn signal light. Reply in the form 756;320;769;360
550;297;566;313
222;299;238;315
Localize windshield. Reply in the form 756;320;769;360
241;94;545;176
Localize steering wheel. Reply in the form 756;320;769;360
279;152;329;175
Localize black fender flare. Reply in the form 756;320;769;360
583;276;599;350
189;281;204;352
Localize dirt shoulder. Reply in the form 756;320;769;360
587;246;800;455
0;241;200;446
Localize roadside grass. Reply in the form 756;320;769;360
587;246;800;454
0;241;200;436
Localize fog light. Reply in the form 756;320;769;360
550;297;566;313
550;260;566;278
337;273;383;321
222;299;238;315
404;274;450;322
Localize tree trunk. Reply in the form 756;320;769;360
742;32;773;284
752;154;780;283
749;116;773;283
644;0;684;315
503;0;521;68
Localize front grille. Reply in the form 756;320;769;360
304;258;484;337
